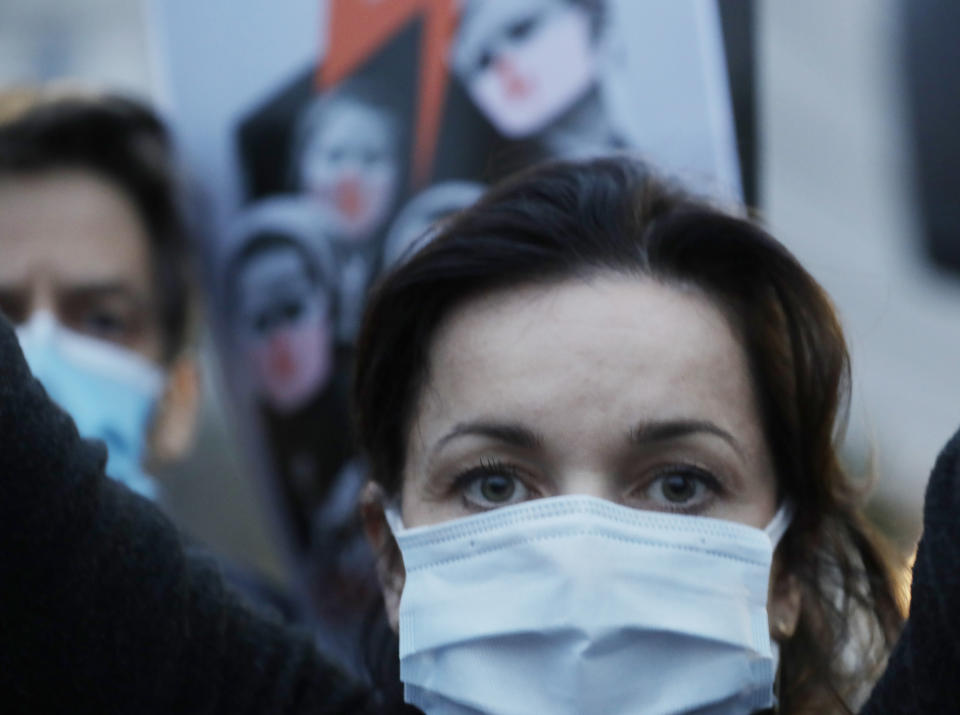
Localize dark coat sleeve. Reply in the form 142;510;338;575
0;313;379;714
859;426;960;714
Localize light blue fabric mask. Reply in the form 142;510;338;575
16;312;165;500
386;495;793;715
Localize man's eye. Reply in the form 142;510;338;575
79;310;132;341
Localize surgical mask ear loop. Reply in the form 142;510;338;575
765;500;795;714
382;500;405;535
764;501;794;548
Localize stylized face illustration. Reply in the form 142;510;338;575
237;246;333;413
298;99;399;241
453;0;599;138
382;181;486;268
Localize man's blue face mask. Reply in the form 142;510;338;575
16;311;165;500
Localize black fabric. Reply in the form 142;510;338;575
0;313;392;714
858;427;960;714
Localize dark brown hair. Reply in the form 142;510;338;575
354;156;903;711
0;90;195;363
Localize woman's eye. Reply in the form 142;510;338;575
458;463;531;510
660;473;698;502
479;474;516;502
643;467;721;512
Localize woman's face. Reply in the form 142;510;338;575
372;274;800;635
400;275;778;528
365;273;800;637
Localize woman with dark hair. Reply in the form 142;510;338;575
353;156;905;712
0;156;957;713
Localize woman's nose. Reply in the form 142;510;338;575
559;469;618;502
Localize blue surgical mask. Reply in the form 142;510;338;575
16;311;165;500
386;496;794;715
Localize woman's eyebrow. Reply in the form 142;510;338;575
628;419;745;459
434;420;543;454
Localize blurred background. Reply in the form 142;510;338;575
0;0;956;590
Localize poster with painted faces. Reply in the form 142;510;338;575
154;0;741;673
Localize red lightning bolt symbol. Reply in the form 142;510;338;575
319;0;458;187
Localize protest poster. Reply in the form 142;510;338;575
152;0;741;672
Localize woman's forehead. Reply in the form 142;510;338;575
411;275;759;447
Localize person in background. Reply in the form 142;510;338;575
0;88;302;622
0;88;199;500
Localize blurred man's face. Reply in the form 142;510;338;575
0;168;163;361
0;167;197;493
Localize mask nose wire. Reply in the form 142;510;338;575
386;497;796;546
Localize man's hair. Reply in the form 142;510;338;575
0;90;195;362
